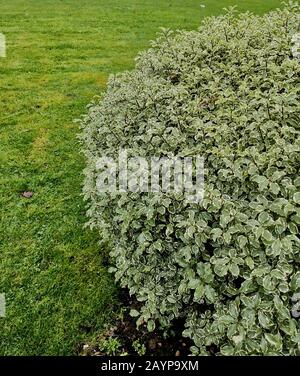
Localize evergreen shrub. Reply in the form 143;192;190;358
81;3;300;354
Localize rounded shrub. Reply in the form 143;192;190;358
81;3;300;355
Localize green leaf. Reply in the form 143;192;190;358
293;192;300;204
245;256;254;270
240;279;256;293
130;309;140;317
264;333;282;349
262;275;275;291
253;175;269;191
186;226;195;237
258;212;270;224
229;263;240;277
291;214;300;224
220;345;235;355
147;320;155;332
232;334;244;345
270;182;280;195
237;235;248;248
278;282;289;293
262;229;273;243
271;239;281;255
214;263;229;277
211;228;222;241
194;284;205;301
288;222;298;234
258;312;270;329
188;278;199;289
205;285;216;303
167;295;177;303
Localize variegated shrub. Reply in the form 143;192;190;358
81;2;300;355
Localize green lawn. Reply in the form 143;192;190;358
0;0;284;355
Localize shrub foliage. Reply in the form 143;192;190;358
81;3;300;355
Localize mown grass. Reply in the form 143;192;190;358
0;0;284;355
